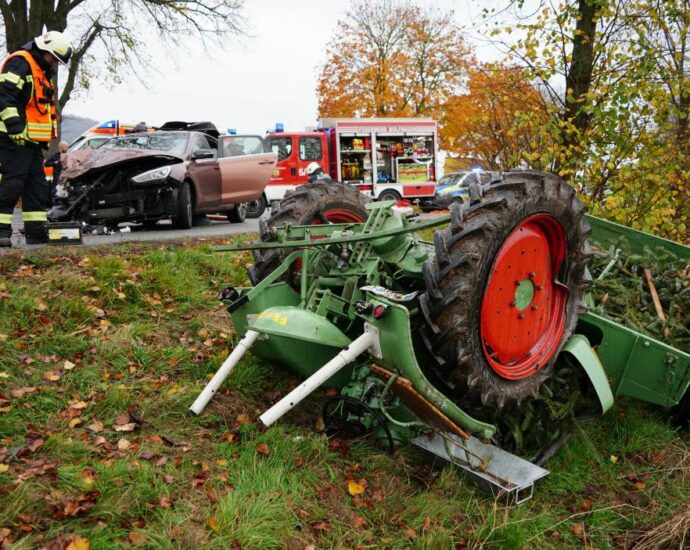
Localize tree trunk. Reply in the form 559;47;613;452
557;0;599;176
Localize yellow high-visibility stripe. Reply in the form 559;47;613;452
0;213;13;224
0;72;24;89
22;211;47;222
0;107;19;121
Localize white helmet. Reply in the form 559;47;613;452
35;31;73;64
306;162;321;176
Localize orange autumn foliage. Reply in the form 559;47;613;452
442;64;555;171
317;0;474;133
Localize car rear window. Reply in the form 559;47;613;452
221;136;266;157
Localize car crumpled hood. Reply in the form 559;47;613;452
61;148;185;180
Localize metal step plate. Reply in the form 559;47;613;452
411;431;549;504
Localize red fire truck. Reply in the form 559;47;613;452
260;118;438;214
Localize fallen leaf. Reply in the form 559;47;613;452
42;370;61;381
633;481;646;490
0;371;8;378
256;443;270;456
69;418;83;428
0;334;7;343
11;386;37;398
0;464;8;473
294;457;303;468
71;401;88;410
402;525;417;538
310;520;331;532
37;303;47;312
207;517;219;532
580;499;593;512
117;438;132;451
128;531;148;546
26;437;44;453
352;515;366;529
66;536;90;550
115;414;131;426
87;421;104;433
114;423;137;432
63;360;76;370
348;480;366;496
571;523;584;536
610;455;618;464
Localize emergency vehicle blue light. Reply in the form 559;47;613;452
471;166;483;173
275;123;284;133
226;128;237;135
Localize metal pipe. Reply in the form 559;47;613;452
260;331;375;426
189;330;260;415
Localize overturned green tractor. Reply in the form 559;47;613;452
191;171;690;503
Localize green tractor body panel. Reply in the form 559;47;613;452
586;214;690;260
578;312;690;406
586;214;690;407
561;334;615;413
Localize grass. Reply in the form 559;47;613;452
0;236;688;549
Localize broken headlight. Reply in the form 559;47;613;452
132;165;172;184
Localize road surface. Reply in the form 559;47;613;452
1;209;263;252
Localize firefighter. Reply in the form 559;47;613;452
306;162;333;184
0;30;72;247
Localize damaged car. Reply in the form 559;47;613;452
49;121;276;229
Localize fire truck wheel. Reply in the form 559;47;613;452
378;189;401;202
247;181;370;286
245;195;267;218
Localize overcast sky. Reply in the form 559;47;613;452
64;1;511;134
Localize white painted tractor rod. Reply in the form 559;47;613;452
189;330;260;415
260;331;376;427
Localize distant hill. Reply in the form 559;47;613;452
60;114;98;144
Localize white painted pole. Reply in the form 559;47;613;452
189;330;260;415
260;331;374;427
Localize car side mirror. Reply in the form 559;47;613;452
192;148;216;160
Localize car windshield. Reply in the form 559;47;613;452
101;132;188;156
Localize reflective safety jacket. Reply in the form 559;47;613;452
0;49;56;143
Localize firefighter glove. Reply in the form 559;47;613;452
8;126;29;146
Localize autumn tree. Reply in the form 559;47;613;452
317;0;474;124
0;0;244;112
441;63;555;171
488;0;689;241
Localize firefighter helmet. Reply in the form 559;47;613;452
306;162;321;176
34;31;73;64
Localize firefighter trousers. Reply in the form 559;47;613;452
0;137;48;239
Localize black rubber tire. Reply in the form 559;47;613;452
246;195;267;218
247;182;370;285
172;182;193;229
419;170;592;412
378;189;401;202
227;203;247;224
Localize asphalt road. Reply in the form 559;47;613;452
1;209;263;252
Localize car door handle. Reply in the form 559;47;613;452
258;160;274;165
290;168;296;176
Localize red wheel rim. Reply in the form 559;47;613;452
480;214;568;380
311;209;366;224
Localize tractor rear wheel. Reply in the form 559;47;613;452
420;170;591;423
247;182;370;285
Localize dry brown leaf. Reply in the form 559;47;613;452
128;531;147;546
87;421;104;433
69;418;83;428
256;443;270;456
63;360;76;370
42;371;61;381
114;423;137;432
207;517;219;532
117;438;132;451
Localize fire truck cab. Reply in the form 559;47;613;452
265;117;439;205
